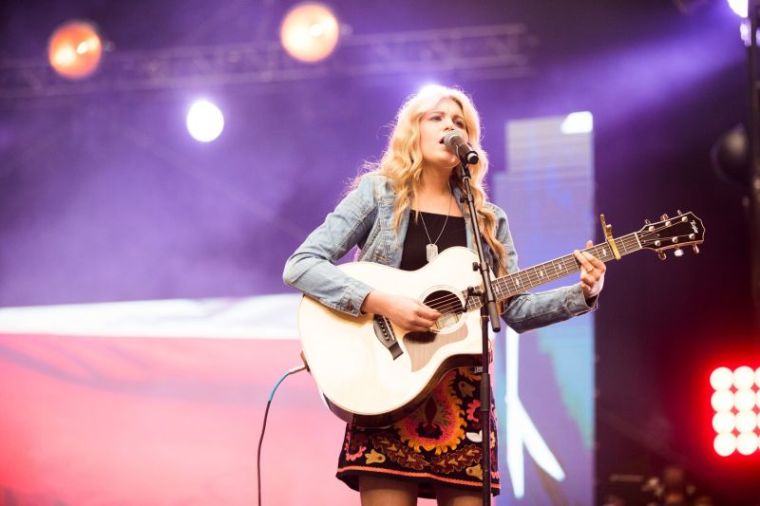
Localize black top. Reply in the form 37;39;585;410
399;210;467;271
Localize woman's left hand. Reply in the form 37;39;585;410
573;240;606;301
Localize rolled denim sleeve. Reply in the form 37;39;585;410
282;175;380;316
492;205;597;333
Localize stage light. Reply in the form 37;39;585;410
734;366;755;389
736;410;757;433
714;433;737;457
735;389;756;411
712;411;735;433
736;433;758;455
560;112;594;135
418;83;445;96
186;100;224;143
710;366;734;391
711;390;734;412
728;0;748;18
48;20;103;80
711;365;760;457
280;2;340;63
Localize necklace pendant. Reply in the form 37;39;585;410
426;243;439;262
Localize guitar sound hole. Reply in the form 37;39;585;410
423;289;463;331
406;331;436;343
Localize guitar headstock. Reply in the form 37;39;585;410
636;211;705;260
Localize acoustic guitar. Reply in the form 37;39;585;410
297;212;705;427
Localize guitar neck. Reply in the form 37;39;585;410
465;232;642;311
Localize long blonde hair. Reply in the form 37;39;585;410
362;85;506;275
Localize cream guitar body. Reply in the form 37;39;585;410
296;212;705;427
298;246;486;427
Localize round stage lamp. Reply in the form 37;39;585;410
734;366;755;389
186;100;224;143
735;389;756;412
48;20;103;80
735;410;757;433
728;0;747;18
711;390;734;412
736;433;758;455
710;366;733;391
712;411;735;434
714;433;737;457
280;2;340;63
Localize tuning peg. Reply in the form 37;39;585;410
674;248;684;257
658;251;667;261
677;209;683;215
660;213;669;221
692;245;700;254
644;219;651;225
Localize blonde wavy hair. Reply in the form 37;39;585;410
361;85;506;275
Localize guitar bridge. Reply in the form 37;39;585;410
373;315;403;360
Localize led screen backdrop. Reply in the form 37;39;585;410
493;115;595;504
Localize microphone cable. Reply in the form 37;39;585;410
257;363;308;506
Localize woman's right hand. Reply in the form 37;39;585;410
361;291;441;332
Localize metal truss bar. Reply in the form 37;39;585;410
0;23;535;100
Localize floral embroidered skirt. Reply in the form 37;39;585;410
336;366;500;498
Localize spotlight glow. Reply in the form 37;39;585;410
737;433;759;455
711;364;760;457
711;390;734;412
561;111;594;135
48;20;103;80
736;411;757;433
735;389;756;411
734;366;755;389
728;0;748;18
714;433;737;457
710;367;734;391
418;83;445;97
712;411;735;434
280;2;340;63
186;100;224;143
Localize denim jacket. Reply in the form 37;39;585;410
283;173;595;333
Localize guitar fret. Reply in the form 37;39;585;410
463;231;651;313
499;234;643;296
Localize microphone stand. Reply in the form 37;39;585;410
457;161;501;506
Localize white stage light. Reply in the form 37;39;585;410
280;3;340;63
186;100;225;143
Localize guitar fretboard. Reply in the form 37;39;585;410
464;233;642;312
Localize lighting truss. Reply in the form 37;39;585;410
0;24;535;102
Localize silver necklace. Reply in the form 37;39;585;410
419;192;453;262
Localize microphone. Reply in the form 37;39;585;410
443;130;479;165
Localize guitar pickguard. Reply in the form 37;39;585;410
404;324;469;372
403;287;468;372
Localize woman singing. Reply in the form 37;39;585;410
283;85;605;506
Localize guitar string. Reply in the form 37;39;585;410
415;225;698;314
420;246;613;313
419;238;628;309
419;235;643;315
386;223;700;322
